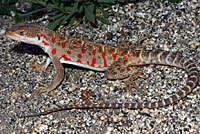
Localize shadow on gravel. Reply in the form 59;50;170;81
12;42;47;56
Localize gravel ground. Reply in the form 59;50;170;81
0;0;200;133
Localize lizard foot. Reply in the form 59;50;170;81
31;63;47;72
125;80;147;96
124;69;148;96
38;85;54;94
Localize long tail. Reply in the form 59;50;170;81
21;50;198;118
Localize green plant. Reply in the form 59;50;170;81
1;0;124;30
45;0;125;29
0;0;18;16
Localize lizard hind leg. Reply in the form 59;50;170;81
124;69;148;96
105;58;131;80
105;58;147;95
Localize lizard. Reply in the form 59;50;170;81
5;22;199;117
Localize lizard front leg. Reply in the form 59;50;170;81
31;57;52;72
38;57;64;94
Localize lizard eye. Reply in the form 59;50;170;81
18;30;25;36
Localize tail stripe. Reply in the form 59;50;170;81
172;54;179;65
190;75;198;82
179;57;186;67
157;51;164;63
172;93;181;102
186;63;195;71
187;81;196;90
164;98;173;106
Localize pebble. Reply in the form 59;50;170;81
188;41;200;48
39;124;48;131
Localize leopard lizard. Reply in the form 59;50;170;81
5;22;199;117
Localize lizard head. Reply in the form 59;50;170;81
5;22;49;45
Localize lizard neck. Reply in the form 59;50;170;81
37;31;57;54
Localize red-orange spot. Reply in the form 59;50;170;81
80;42;85;54
42;40;49;46
91;58;96;67
82;48;85;54
62;54;71;61
52;37;55;43
123;55;127;59
81;41;85;53
67;51;71;54
40;34;48;40
73;46;77;49
112;53;117;61
102;51;107;67
78;54;82;58
92;50;95;56
87;61;90;65
98;65;102;68
77;59;82;63
62;40;66;48
52;48;56;55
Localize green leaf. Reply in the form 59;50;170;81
48;15;66;30
64;6;72;14
78;5;83;13
168;0;182;3
52;0;59;6
97;7;109;17
98;0;124;3
60;12;74;25
60;3;65;12
72;1;79;12
14;13;31;22
69;15;76;26
52;13;64;20
99;3;111;8
84;5;95;21
0;4;17;15
17;7;46;17
6;0;18;4
87;3;94;13
77;17;82;23
96;16;110;24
